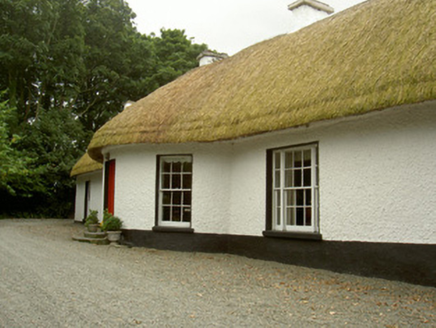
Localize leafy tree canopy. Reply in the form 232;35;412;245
0;0;208;217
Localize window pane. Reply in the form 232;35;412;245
285;190;295;207
182;208;191;222
183;161;192;173
162;161;171;173
173;162;182;173
294;151;302;167
162;191;171;205
172;174;181;189
305;208;312;226
304;169;311;186
285;152;293;169
296;207;304;225
162;174;170;189
162;206;171;221
182;174;192;189
286;207;295;226
305;189;311;205
172;207;181;222
296;190;304;206
184;191;192;206
294;169;302;187
173;191;182;205
274;152;281;169
303;150;311;167
285;169;293;187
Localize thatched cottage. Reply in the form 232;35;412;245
83;0;436;286
71;153;103;222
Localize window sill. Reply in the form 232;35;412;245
152;226;194;233
262;230;322;241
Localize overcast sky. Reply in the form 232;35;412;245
125;0;364;56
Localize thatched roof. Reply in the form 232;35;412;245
88;0;436;162
70;153;103;177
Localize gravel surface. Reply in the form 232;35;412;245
0;219;435;327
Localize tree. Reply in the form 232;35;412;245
0;0;209;217
151;29;207;88
0;96;40;197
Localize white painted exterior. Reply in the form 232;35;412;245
288;4;331;32
198;56;221;67
104;101;436;244
74;171;103;222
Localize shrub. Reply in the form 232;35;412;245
101;209;123;231
84;210;99;227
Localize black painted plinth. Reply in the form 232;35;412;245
122;229;436;287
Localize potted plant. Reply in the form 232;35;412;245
101;209;123;244
84;210;99;233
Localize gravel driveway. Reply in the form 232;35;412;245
0;219;434;327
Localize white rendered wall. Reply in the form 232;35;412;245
104;101;436;244
106;143;233;233
74;171;103;222
226;102;436;243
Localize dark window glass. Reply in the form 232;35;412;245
182;174;192;189
184;191;192;205
294;169;302;187
296;190;304;206
162;191;171;205
162;174;170;189
173;175;181;189
173;162;182;173
306;189;311;206
304;169;311;186
162;207;171;221
183;162;192;173
305;208;312;226
173;191;182;205
163;161;171;173
183;208;191;222
172;207;181;222
296;208;304;225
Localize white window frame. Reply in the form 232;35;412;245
158;155;192;228
272;144;318;233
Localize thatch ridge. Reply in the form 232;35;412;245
70;153;103;177
88;0;436;161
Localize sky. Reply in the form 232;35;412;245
125;0;364;56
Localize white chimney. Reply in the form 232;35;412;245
288;0;334;32
123;100;135;110
197;50;229;67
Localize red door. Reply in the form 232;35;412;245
104;160;116;214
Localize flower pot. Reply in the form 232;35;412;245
106;231;122;245
87;224;99;233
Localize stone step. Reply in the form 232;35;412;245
84;231;107;239
72;235;109;245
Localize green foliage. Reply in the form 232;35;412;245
0;96;40;197
101;209;122;231
151;29;207;88
84;210;99;227
0;0;209;217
